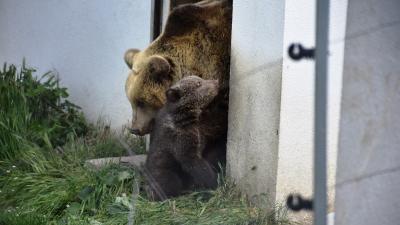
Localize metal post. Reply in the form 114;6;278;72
314;0;330;224
150;0;163;41
147;0;165;151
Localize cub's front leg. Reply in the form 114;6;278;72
173;129;218;189
179;157;218;189
144;150;184;201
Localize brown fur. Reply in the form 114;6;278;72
144;76;227;201
124;0;232;135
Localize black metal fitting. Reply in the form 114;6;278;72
286;194;313;211
288;43;315;60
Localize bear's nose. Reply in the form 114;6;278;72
129;128;141;135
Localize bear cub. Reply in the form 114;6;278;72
144;76;226;201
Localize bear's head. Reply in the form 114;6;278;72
165;76;219;114
124;49;174;136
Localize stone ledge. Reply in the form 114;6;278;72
85;155;147;170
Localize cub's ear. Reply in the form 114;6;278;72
166;88;182;103
124;49;140;69
147;55;172;83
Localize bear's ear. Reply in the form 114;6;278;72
124;49;140;69
166;88;182;103
147;55;172;83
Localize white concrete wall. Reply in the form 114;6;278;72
276;0;347;222
227;0;285;208
0;0;151;129
228;0;347;222
335;0;400;224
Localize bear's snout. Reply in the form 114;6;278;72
129;128;141;135
200;80;219;98
130;122;153;136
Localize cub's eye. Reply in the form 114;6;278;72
136;100;145;108
196;82;201;87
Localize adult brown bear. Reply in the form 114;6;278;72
124;0;232;135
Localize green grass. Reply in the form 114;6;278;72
0;212;47;225
0;61;87;160
0;62;291;225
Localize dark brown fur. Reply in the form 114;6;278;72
144;76;227;201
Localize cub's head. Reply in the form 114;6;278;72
165;76;219;113
124;49;174;136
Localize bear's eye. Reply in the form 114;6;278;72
196;82;201;87
136;100;145;108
